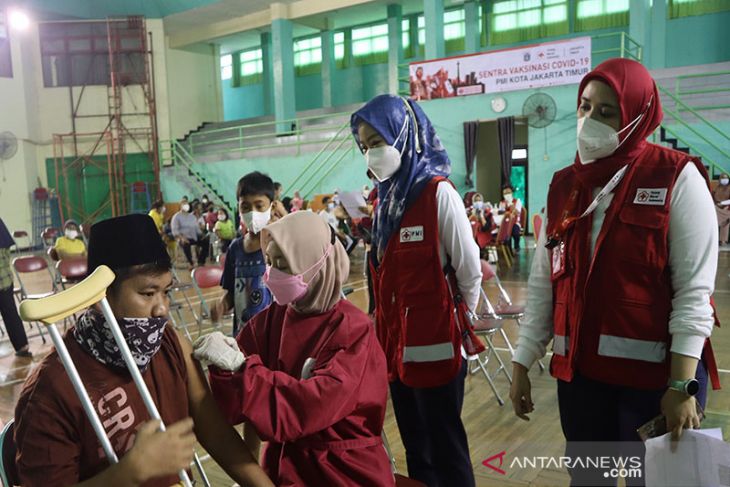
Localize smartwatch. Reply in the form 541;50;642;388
668;378;700;396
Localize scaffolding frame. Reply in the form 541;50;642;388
51;16;160;227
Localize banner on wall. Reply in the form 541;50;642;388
409;37;592;100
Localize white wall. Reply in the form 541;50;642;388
0;17;221;235
164;41;221;140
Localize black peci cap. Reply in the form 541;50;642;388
87;214;170;273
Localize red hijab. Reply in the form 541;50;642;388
572;58;664;188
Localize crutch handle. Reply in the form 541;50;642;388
19;265;115;324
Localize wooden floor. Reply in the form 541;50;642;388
3;243;730;486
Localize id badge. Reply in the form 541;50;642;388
551;241;567;279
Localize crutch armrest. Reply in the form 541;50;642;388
19;266;116;324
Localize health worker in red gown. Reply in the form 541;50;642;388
193;211;394;486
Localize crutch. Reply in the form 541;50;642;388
19;265;195;487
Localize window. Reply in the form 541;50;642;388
39;21;145;87
490;0;569;45
220;54;232;81
512;148;528;159
0;11;11;78
294;36;322;75
351;23;388;65
575;0;629;31
238;48;263;84
669;0;730;18
334;32;345;61
444;8;466;52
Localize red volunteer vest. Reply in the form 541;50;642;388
547;143;720;390
372;177;462;388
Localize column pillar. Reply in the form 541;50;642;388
271;13;296;133
464;0;479;54
387;4;404;95
424;0;445;59
321;30;335;107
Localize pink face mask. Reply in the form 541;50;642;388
263;244;334;305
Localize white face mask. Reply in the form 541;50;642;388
327;202;335;211
242;206;271;234
576;99;650;164
218;214;226;221
181;203;190;212
65;229;78;240
721;178;730;186
474;201;484;210
364;116;409;183
504;194;514;204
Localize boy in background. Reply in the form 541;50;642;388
212;172;286;336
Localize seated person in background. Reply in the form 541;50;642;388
713;173;730;246
0;218;31;357
281;197;293;213
469;193;496;235
334;205;358;255
147;200;166;236
212;172;278;337
214;207;235;253
171;199;209;269
204;204;219;232
273;182;283;202
193;211;394;487
318;196;338;229
15;214;272;487
290;191;304;212
498;185;523;252
50;220;87;261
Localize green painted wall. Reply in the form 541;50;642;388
46;153;156;223
666;11;730;68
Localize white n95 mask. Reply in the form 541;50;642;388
366;146;403;182
241;206;271;234
576;99;650;164
364;114;409;183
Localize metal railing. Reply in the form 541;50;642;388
657;84;730;176
592;31;642;63
160;139;236;216
184;111;353;160
674;70;730;111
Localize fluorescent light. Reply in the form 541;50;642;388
8;10;30;30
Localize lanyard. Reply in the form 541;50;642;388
546;164;629;249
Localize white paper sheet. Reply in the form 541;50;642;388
645;429;730;487
339;191;369;219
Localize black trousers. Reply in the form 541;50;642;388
557;361;708;487
390;360;475;487
180;236;209;266
0;287;28;351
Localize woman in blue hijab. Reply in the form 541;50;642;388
351;95;481;487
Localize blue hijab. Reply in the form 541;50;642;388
351;95;451;262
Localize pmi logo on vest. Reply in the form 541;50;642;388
482;450;642;481
400;225;424;243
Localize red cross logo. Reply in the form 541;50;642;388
638;191;649;202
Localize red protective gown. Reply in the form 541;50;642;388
209;299;394;487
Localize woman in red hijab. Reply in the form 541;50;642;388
509;58;720;485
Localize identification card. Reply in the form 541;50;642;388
551;241;567;279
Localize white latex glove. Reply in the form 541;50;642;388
192;331;246;371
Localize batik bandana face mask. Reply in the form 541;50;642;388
74;309;168;372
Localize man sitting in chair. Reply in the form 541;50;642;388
50;220;87;261
14;214;272;487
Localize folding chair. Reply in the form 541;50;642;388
56;257;88;289
480;260;545;372
0;419;18;487
488;217;513;268
11;231;30;255
41;227;60;253
12;255;57;343
18;265;207;487
168;268;201;341
191;265;226;332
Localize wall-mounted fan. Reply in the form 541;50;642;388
0;131;18;182
522;93;557;160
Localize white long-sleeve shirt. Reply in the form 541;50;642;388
435;182;482;313
514;163;718;370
